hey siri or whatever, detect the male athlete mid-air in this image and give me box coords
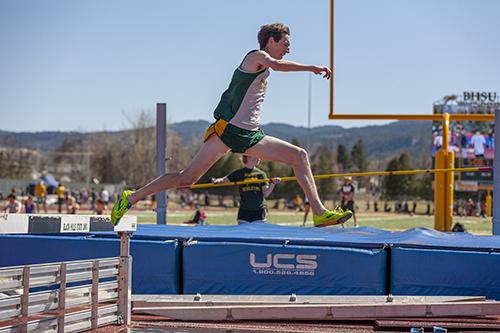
[112,23,353,227]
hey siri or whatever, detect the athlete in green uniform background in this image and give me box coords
[212,155,280,224]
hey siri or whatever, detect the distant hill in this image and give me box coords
[170,120,432,162]
[0,120,433,163]
[0,130,87,151]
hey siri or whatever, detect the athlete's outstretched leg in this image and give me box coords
[111,135,229,225]
[245,136,352,226]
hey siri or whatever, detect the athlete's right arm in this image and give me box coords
[253,51,331,79]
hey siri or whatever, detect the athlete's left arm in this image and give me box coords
[263,178,281,198]
[253,51,331,79]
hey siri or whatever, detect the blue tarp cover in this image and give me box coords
[96,224,500,252]
[183,241,387,295]
[0,235,180,294]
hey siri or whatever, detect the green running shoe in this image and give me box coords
[111,190,134,226]
[313,207,353,227]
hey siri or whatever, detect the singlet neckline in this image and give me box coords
[237,49,268,74]
[237,67,268,74]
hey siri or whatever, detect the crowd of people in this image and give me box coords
[0,178,490,226]
[0,182,117,216]
[453,198,487,218]
[432,124,495,160]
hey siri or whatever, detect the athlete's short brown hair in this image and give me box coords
[258,23,290,50]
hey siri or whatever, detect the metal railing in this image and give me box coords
[0,256,126,333]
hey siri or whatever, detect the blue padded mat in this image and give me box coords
[391,246,500,300]
[183,241,387,295]
[0,235,180,294]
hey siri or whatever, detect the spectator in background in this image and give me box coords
[294,194,303,212]
[403,201,409,214]
[183,203,206,225]
[204,191,210,206]
[384,201,391,213]
[339,177,358,227]
[480,201,487,218]
[460,127,469,160]
[66,196,79,215]
[466,198,474,216]
[470,131,486,158]
[2,194,22,213]
[100,188,110,208]
[433,130,443,152]
[24,196,35,214]
[90,188,97,210]
[56,183,66,214]
[94,198,107,215]
[34,181,48,213]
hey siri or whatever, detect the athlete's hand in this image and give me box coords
[311,66,331,79]
[210,177,224,184]
[270,177,281,185]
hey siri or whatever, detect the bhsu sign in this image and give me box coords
[460,92,499,106]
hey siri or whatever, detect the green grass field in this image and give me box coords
[131,208,494,235]
[1,197,491,235]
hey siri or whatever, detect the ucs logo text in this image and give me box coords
[250,253,318,270]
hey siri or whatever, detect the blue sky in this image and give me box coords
[1,0,499,132]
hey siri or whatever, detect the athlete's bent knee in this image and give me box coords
[292,148,310,167]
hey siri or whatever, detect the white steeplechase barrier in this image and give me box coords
[0,213,137,332]
[0,213,136,235]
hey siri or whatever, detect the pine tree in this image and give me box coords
[382,152,415,199]
[336,144,351,172]
[383,157,401,199]
[415,174,433,201]
[351,139,368,172]
[350,139,369,188]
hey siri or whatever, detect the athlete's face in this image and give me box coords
[243,156,260,168]
[269,34,290,59]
